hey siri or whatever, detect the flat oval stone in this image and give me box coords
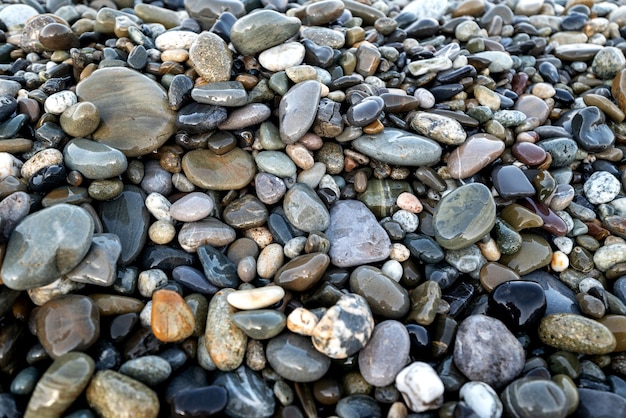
[501,377,568,418]
[274,252,330,292]
[255,151,297,178]
[177,218,236,253]
[230,10,301,57]
[204,289,247,371]
[598,315,626,352]
[575,388,626,418]
[358,320,410,387]
[170,192,213,222]
[100,185,149,266]
[454,315,525,388]
[119,355,172,386]
[25,352,95,418]
[2,204,94,290]
[326,199,392,267]
[259,42,305,72]
[151,289,195,343]
[539,313,616,355]
[492,165,536,199]
[352,128,442,166]
[488,280,546,331]
[76,67,176,157]
[182,148,255,191]
[312,293,374,359]
[283,182,330,232]
[188,32,232,83]
[266,333,330,382]
[231,309,286,340]
[86,370,159,418]
[410,112,467,145]
[279,80,321,144]
[170,386,227,418]
[447,133,505,179]
[347,96,385,127]
[60,101,100,137]
[190,81,246,107]
[499,234,553,276]
[349,266,410,319]
[63,138,128,180]
[227,286,285,310]
[197,245,239,288]
[213,366,274,418]
[433,183,496,250]
[35,294,100,359]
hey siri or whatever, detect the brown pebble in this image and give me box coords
[151,289,195,343]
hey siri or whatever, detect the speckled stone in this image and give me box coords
[539,313,616,355]
[433,183,496,250]
[501,377,568,418]
[283,182,330,232]
[188,32,232,83]
[454,315,525,388]
[86,370,159,418]
[119,356,171,386]
[76,67,176,157]
[204,289,247,371]
[358,320,410,387]
[312,293,374,359]
[230,10,300,56]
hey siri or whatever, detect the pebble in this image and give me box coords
[350,266,410,319]
[279,80,321,144]
[86,370,159,418]
[213,366,275,418]
[501,377,568,418]
[358,320,410,387]
[454,315,525,388]
[204,289,247,371]
[459,381,503,418]
[282,182,330,232]
[151,289,195,343]
[352,128,442,166]
[119,356,171,386]
[63,138,127,180]
[538,313,617,354]
[266,333,330,382]
[395,362,444,413]
[584,171,621,204]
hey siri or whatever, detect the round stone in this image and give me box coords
[358,320,410,387]
[454,315,525,388]
[433,183,496,250]
[169,192,213,222]
[266,333,330,382]
[258,42,305,72]
[119,356,172,386]
[227,286,285,310]
[352,128,442,166]
[583,171,621,205]
[182,148,256,191]
[459,381,503,418]
[63,138,127,180]
[59,102,100,138]
[501,377,568,418]
[188,32,232,83]
[76,67,176,157]
[539,313,617,355]
[86,370,159,418]
[39,23,79,51]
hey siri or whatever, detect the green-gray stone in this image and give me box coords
[230,10,301,56]
[547,351,581,380]
[352,128,442,166]
[433,183,496,250]
[255,151,297,178]
[86,370,159,418]
[494,218,523,255]
[231,309,286,340]
[63,138,128,180]
[357,179,411,218]
[501,376,568,418]
[407,280,441,326]
[1,204,94,290]
[499,234,553,276]
[283,183,330,232]
[349,265,410,319]
[539,314,617,355]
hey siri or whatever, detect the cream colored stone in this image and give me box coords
[287,307,319,336]
[226,285,285,310]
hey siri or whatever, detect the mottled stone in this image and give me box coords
[182,148,256,191]
[119,356,172,386]
[189,32,232,83]
[411,112,466,145]
[283,183,330,232]
[204,289,247,371]
[151,289,195,343]
[539,313,616,355]
[86,370,159,418]
[213,366,275,418]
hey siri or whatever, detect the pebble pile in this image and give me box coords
[4,0,626,417]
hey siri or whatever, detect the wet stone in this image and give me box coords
[488,281,546,331]
[170,386,228,418]
[63,138,127,180]
[283,182,330,232]
[182,148,256,191]
[539,313,616,355]
[454,315,525,388]
[492,165,536,199]
[411,112,467,145]
[352,128,442,167]
[447,133,505,179]
[279,80,321,145]
[86,370,159,418]
[204,289,247,371]
[213,366,275,418]
[358,320,410,387]
[499,234,553,276]
[349,266,410,319]
[501,377,568,418]
[584,171,621,205]
[274,252,329,292]
[266,333,330,382]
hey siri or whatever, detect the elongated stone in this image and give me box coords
[227,286,285,310]
[204,289,247,371]
[86,370,159,418]
[274,253,330,292]
[352,128,442,166]
[279,80,321,144]
[266,333,330,382]
[349,266,410,319]
[283,183,330,232]
[182,148,256,191]
[539,314,616,355]
[358,320,410,387]
[230,10,301,56]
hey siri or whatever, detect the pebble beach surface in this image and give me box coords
[4,0,626,417]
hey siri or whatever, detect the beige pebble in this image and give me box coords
[160,48,189,62]
[237,256,257,282]
[298,133,323,151]
[226,285,285,310]
[21,149,63,180]
[396,192,423,213]
[388,402,408,418]
[389,243,410,262]
[532,82,556,99]
[476,238,501,262]
[244,226,273,249]
[287,307,319,336]
[286,143,315,170]
[551,250,569,272]
[605,236,626,245]
[148,220,176,245]
[257,243,284,279]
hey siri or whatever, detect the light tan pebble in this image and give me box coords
[532,82,556,99]
[286,143,315,170]
[227,285,285,310]
[320,84,329,97]
[274,380,294,406]
[27,277,84,306]
[382,260,403,282]
[285,64,318,83]
[237,256,257,283]
[551,250,569,272]
[327,90,345,102]
[476,239,501,262]
[21,149,63,180]
[298,133,323,151]
[396,192,423,213]
[244,226,273,248]
[245,339,266,371]
[145,192,172,222]
[605,236,626,245]
[138,269,168,298]
[160,48,189,62]
[155,30,198,50]
[387,402,408,418]
[140,301,153,328]
[148,220,176,245]
[257,243,284,279]
[390,243,410,262]
[287,307,319,336]
[0,152,22,180]
[473,85,501,111]
[283,236,307,258]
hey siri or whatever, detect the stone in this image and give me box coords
[204,289,247,371]
[259,42,305,72]
[76,67,176,157]
[213,366,275,418]
[499,234,553,276]
[231,309,286,340]
[575,388,626,418]
[283,183,330,232]
[395,362,444,413]
[459,381,503,418]
[2,204,93,290]
[24,352,94,418]
[60,102,100,137]
[488,281,546,331]
[182,148,256,191]
[447,133,505,179]
[178,218,236,253]
[151,289,195,343]
[188,32,232,83]
[274,252,329,292]
[65,233,122,287]
[170,386,228,418]
[255,151,297,178]
[86,370,159,418]
[119,356,172,386]
[230,10,301,56]
[170,192,213,222]
[35,294,100,359]
[358,320,410,387]
[312,293,374,359]
[584,171,621,205]
[227,286,285,310]
[279,80,321,144]
[266,333,330,382]
[454,315,525,388]
[352,128,442,166]
[539,313,616,355]
[411,112,467,145]
[433,183,496,250]
[326,200,392,267]
[191,81,247,107]
[349,266,410,319]
[63,138,127,180]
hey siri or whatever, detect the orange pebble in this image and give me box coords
[151,289,195,343]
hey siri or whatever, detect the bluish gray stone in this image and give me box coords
[266,333,330,382]
[213,366,275,418]
[63,138,128,180]
[358,320,410,387]
[352,128,442,166]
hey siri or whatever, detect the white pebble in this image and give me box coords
[0,152,22,180]
[459,381,503,418]
[44,90,77,114]
[556,210,574,233]
[21,149,63,180]
[390,243,410,262]
[139,301,153,327]
[382,260,403,282]
[227,285,285,310]
[138,269,168,297]
[287,307,319,336]
[145,192,172,222]
[155,30,198,50]
[583,171,621,204]
[579,277,604,293]
[392,210,419,233]
[148,220,176,245]
[553,236,574,254]
[551,251,569,273]
[283,236,307,259]
[395,362,444,413]
[258,42,305,72]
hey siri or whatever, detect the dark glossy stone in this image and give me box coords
[574,388,626,417]
[303,39,333,68]
[520,198,568,237]
[488,281,546,331]
[176,102,228,134]
[109,313,138,343]
[358,179,412,217]
[502,377,568,418]
[406,324,430,359]
[213,366,275,418]
[403,233,445,264]
[141,245,195,271]
[165,366,209,403]
[171,386,228,417]
[442,281,475,318]
[0,95,17,121]
[197,245,239,288]
[172,265,218,295]
[29,164,66,194]
[168,74,194,111]
[346,96,384,127]
[100,185,149,266]
[492,165,535,199]
[350,265,410,319]
[571,107,615,152]
[335,395,381,418]
[0,319,25,375]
